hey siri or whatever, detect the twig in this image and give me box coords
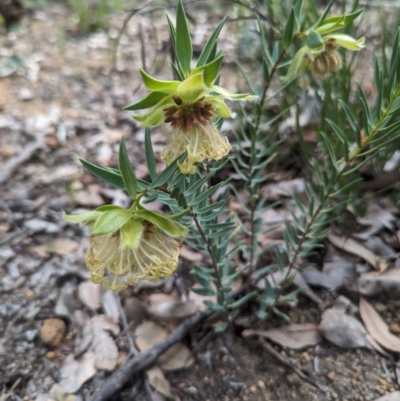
[257,338,327,393]
[88,312,209,401]
[0,135,45,185]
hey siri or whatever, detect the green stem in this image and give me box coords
[246,48,287,293]
[278,84,400,297]
[192,212,226,304]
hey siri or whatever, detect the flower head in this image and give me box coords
[124,59,256,173]
[286,11,365,81]
[64,206,187,291]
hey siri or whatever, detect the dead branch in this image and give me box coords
[88,312,209,401]
[0,135,45,185]
[257,338,328,393]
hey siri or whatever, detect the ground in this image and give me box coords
[1,2,400,401]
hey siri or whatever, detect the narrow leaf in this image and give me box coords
[119,136,137,198]
[80,159,125,189]
[176,0,192,75]
[144,127,156,180]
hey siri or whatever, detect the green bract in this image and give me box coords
[124,65,257,127]
[64,205,188,241]
[285,9,365,81]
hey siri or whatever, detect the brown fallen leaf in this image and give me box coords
[319,305,370,349]
[146,366,173,400]
[74,315,120,371]
[328,234,388,272]
[373,391,400,401]
[359,297,400,353]
[357,269,400,297]
[78,281,101,310]
[57,352,97,394]
[147,293,198,323]
[242,323,321,350]
[134,321,194,371]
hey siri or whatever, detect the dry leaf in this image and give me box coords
[57,352,96,394]
[74,315,120,371]
[123,297,147,324]
[319,297,370,349]
[179,245,203,262]
[147,293,198,322]
[102,289,121,321]
[188,283,217,311]
[78,281,101,310]
[359,297,400,353]
[242,323,321,350]
[357,269,400,297]
[373,392,400,401]
[355,204,396,240]
[146,366,173,399]
[134,321,194,371]
[328,234,388,272]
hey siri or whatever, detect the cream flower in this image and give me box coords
[124,60,256,174]
[87,222,183,291]
[64,206,187,291]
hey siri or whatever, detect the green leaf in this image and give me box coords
[92,208,132,235]
[175,0,192,75]
[190,181,227,206]
[282,8,296,49]
[184,170,215,196]
[338,100,359,132]
[262,58,270,82]
[148,153,187,190]
[120,219,143,249]
[319,131,337,166]
[80,159,125,189]
[192,54,225,86]
[309,0,336,31]
[63,210,102,225]
[197,16,227,67]
[214,321,229,333]
[144,127,156,181]
[123,91,169,111]
[293,0,305,29]
[136,209,188,237]
[140,69,180,92]
[119,136,137,198]
[166,13,176,50]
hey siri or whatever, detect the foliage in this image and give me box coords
[67,0,124,33]
[66,0,400,328]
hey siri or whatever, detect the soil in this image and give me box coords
[1,2,400,401]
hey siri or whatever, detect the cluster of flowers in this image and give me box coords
[65,8,364,291]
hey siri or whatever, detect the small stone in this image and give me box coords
[250,385,257,393]
[331,392,338,399]
[46,351,56,359]
[203,376,209,383]
[221,355,228,362]
[40,318,66,347]
[327,371,336,381]
[257,380,265,388]
[389,323,400,335]
[25,290,35,300]
[24,330,37,342]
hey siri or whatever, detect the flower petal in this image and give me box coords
[140,69,180,93]
[210,85,257,101]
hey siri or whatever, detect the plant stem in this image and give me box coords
[278,84,400,295]
[245,48,287,293]
[192,212,225,303]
